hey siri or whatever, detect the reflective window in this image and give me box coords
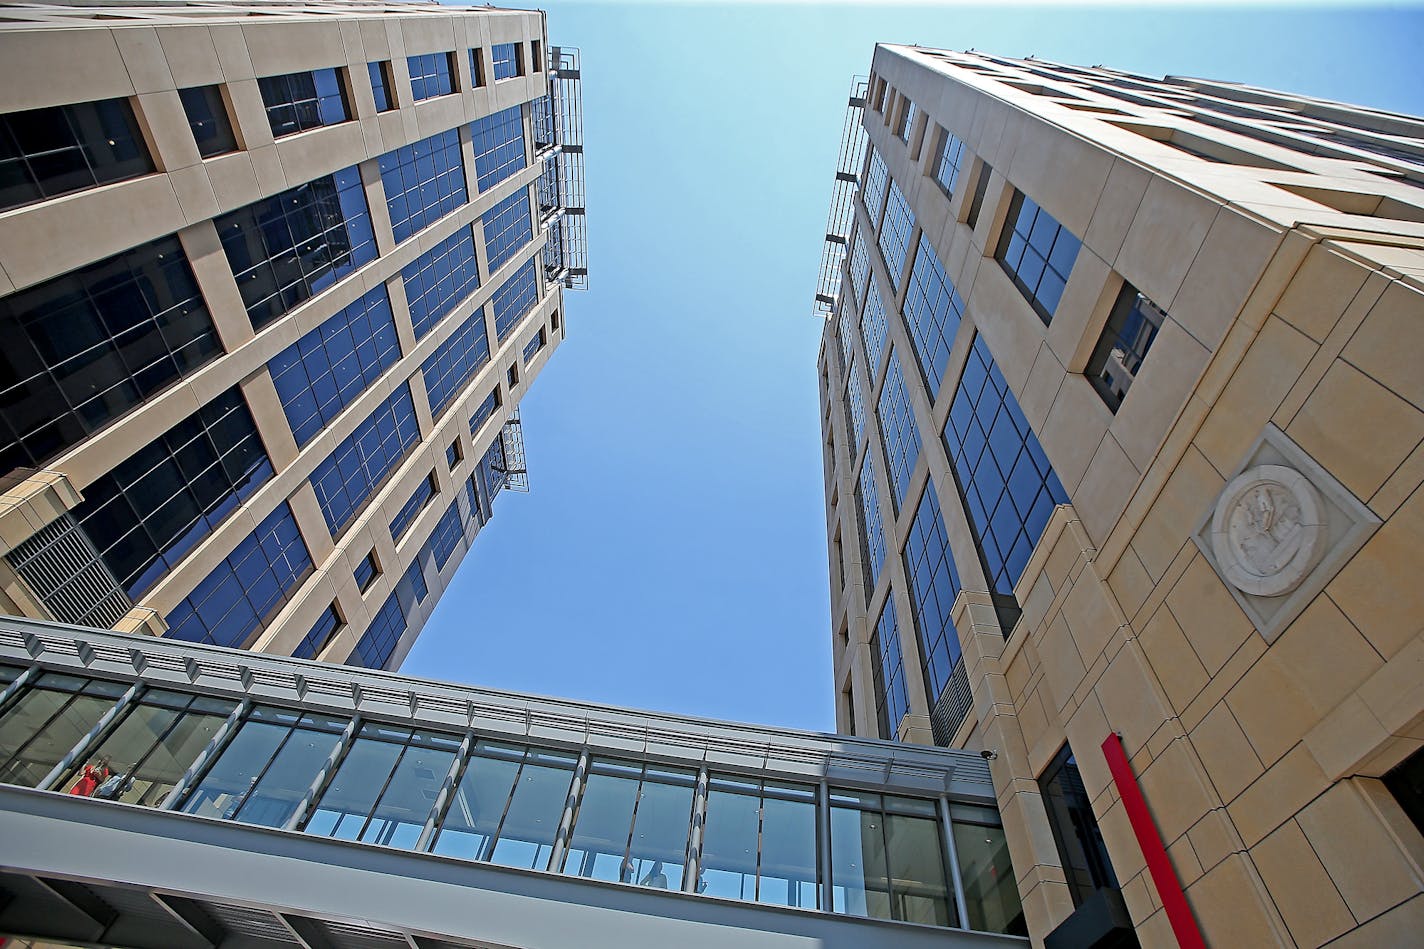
[491,43,521,81]
[491,258,539,341]
[878,180,914,291]
[943,335,1067,616]
[0,673,126,787]
[468,48,486,88]
[354,550,379,591]
[861,147,889,228]
[470,105,526,193]
[0,97,154,211]
[871,598,910,740]
[292,603,342,660]
[1086,283,1166,412]
[901,237,966,397]
[422,307,491,419]
[304,724,461,848]
[407,52,456,101]
[309,385,422,536]
[700,776,819,907]
[431,742,577,870]
[829,790,954,926]
[965,160,992,230]
[902,483,962,703]
[217,166,377,331]
[836,300,856,375]
[179,85,236,158]
[845,357,866,447]
[446,438,462,470]
[469,388,501,434]
[401,226,480,340]
[368,61,395,112]
[165,502,313,649]
[390,472,437,542]
[0,235,221,475]
[426,497,465,570]
[933,129,968,197]
[268,285,401,447]
[475,434,511,508]
[482,189,533,273]
[848,230,870,310]
[523,328,546,364]
[532,95,556,151]
[347,559,425,670]
[995,190,1081,324]
[73,387,273,596]
[563,759,696,891]
[896,99,917,143]
[57,689,237,806]
[951,803,1026,935]
[258,68,350,138]
[877,351,922,515]
[860,279,887,377]
[854,452,885,596]
[180,706,347,827]
[1039,745,1119,908]
[379,128,468,244]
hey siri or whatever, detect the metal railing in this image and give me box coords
[812,76,869,319]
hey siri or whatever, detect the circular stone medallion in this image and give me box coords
[1209,464,1326,597]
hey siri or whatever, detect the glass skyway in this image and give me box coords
[0,619,1027,949]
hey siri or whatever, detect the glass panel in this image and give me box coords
[361,742,456,848]
[759,793,819,908]
[830,805,892,919]
[564,767,639,882]
[699,786,760,900]
[181,719,289,820]
[952,807,1024,934]
[885,813,953,926]
[626,769,694,890]
[0,678,122,788]
[487,757,574,870]
[233,722,343,828]
[304,735,403,840]
[430,745,521,859]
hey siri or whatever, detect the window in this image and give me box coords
[950,804,1026,934]
[469,48,486,88]
[995,190,1081,324]
[180,706,347,827]
[1086,283,1166,412]
[0,235,221,475]
[862,147,889,228]
[292,603,342,660]
[507,363,520,389]
[1039,745,1120,907]
[829,790,954,926]
[309,385,422,536]
[523,328,546,363]
[421,307,491,419]
[425,498,466,570]
[836,301,856,375]
[389,472,438,542]
[535,152,559,211]
[562,759,696,890]
[860,279,888,376]
[490,258,540,341]
[179,85,237,157]
[304,723,461,847]
[1384,744,1424,840]
[476,433,512,504]
[845,362,866,447]
[491,43,521,81]
[871,598,910,740]
[877,350,922,514]
[878,180,914,290]
[401,225,480,340]
[531,39,543,73]
[470,105,527,192]
[348,587,405,670]
[379,128,468,243]
[72,388,273,597]
[354,550,379,591]
[965,160,993,230]
[446,438,463,470]
[482,189,534,273]
[944,335,1068,626]
[258,68,350,138]
[217,166,377,331]
[407,52,456,101]
[0,97,154,211]
[700,775,819,906]
[902,483,963,705]
[933,128,968,197]
[901,238,966,397]
[895,98,917,143]
[854,453,885,597]
[848,230,871,309]
[268,286,401,446]
[0,673,128,787]
[470,388,501,433]
[368,61,395,112]
[164,503,314,650]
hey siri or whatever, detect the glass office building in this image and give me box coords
[815,44,1424,949]
[0,618,1026,948]
[0,1,587,672]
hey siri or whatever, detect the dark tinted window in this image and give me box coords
[902,482,962,705]
[179,85,237,158]
[871,599,910,740]
[1039,745,1120,907]
[292,603,342,661]
[309,385,422,536]
[1086,283,1166,412]
[258,68,350,138]
[367,62,395,113]
[354,550,379,591]
[0,97,154,211]
[389,472,437,542]
[995,190,1081,324]
[901,238,966,398]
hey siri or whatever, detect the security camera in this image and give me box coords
[979,748,998,761]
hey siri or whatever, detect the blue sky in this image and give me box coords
[404,2,1424,732]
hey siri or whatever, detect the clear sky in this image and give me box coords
[404,2,1424,732]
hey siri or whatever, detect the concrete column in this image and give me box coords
[177,220,254,352]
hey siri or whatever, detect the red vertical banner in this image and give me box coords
[1101,732,1208,949]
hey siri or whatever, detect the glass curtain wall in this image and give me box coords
[829,789,954,927]
[699,775,819,907]
[562,759,696,890]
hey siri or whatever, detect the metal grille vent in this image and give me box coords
[929,661,973,747]
[4,512,132,629]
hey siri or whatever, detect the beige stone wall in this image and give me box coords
[820,44,1424,947]
[0,6,569,668]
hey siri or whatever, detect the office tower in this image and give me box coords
[0,617,1025,947]
[816,46,1424,947]
[0,1,586,671]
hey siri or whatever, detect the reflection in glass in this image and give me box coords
[0,674,126,787]
[489,749,578,870]
[830,791,955,926]
[951,804,1026,935]
[700,776,818,907]
[562,760,695,891]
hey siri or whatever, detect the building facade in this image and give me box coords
[0,0,587,672]
[816,47,1424,948]
[0,616,1024,948]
